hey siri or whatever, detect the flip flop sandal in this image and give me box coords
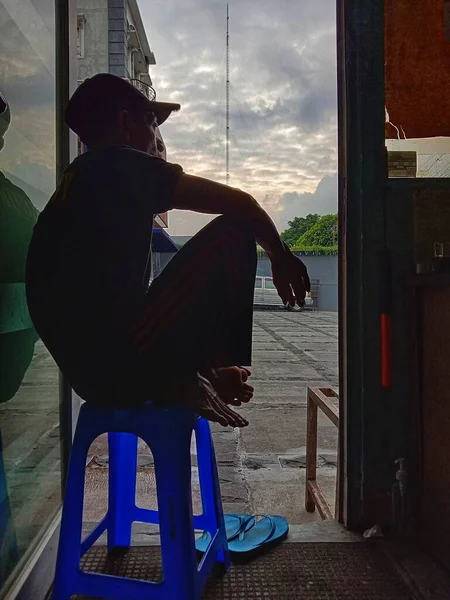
[195,513,253,553]
[227,514,289,562]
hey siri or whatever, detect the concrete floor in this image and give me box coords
[0,340,61,563]
[83,310,339,532]
[0,309,341,557]
[217,310,339,523]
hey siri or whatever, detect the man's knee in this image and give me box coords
[216,216,257,274]
[207,215,255,243]
[185,216,256,275]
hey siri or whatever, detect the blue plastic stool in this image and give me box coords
[52,402,230,600]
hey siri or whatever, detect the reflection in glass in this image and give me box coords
[432,242,450,273]
[385,0,450,177]
[434,242,445,259]
[0,0,60,590]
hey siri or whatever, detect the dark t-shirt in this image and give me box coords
[26,145,183,403]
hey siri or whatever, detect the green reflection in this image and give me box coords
[0,91,39,583]
[0,93,39,405]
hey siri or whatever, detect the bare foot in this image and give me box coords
[185,374,249,428]
[210,367,254,406]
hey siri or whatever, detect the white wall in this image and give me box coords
[77,0,109,81]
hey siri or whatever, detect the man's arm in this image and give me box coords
[172,174,283,258]
[172,173,310,306]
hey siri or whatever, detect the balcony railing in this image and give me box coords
[130,78,156,101]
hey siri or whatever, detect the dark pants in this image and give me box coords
[129,216,257,404]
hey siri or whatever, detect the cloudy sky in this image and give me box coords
[139,0,337,235]
[1,0,56,210]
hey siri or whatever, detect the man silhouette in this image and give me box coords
[26,74,310,427]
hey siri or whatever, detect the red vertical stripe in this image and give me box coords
[381,313,392,389]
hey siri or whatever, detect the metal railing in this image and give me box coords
[309,278,319,310]
[305,386,340,520]
[253,277,320,309]
[130,78,156,101]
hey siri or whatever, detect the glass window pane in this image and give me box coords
[0,0,60,589]
[385,0,450,177]
[254,277,262,289]
[265,278,276,290]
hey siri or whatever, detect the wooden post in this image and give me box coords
[335,444,340,519]
[305,389,318,512]
[305,387,340,521]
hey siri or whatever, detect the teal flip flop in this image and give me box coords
[227,514,289,561]
[195,513,253,553]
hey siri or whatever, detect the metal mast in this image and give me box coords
[226,3,230,185]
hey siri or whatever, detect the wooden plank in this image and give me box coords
[307,480,334,521]
[306,386,340,520]
[335,444,341,519]
[420,286,450,568]
[308,387,339,427]
[305,392,318,512]
[386,542,450,600]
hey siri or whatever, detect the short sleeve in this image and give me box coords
[131,151,184,215]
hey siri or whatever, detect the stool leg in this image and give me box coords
[107,432,138,551]
[152,432,198,599]
[196,418,230,570]
[52,434,91,600]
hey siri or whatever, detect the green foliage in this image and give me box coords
[296,213,338,247]
[280,214,321,248]
[257,245,337,257]
[291,244,338,255]
[178,211,338,257]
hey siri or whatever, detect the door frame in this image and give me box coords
[2,1,78,597]
[337,0,389,530]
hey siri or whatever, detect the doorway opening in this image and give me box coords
[71,0,450,597]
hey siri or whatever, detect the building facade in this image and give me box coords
[76,0,168,228]
[77,0,155,85]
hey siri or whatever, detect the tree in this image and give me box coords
[296,213,338,247]
[280,214,320,248]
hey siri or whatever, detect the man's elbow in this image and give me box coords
[238,193,263,220]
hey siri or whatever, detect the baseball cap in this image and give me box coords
[65,73,180,143]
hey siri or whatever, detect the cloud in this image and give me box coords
[168,172,338,236]
[139,0,337,235]
[0,2,57,210]
[140,0,337,234]
[275,172,338,231]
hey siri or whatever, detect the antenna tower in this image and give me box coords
[226,3,230,185]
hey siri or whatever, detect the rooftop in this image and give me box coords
[82,309,339,536]
[1,310,338,550]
